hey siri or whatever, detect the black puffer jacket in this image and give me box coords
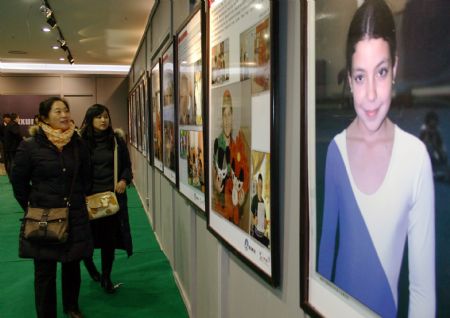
[11,127,93,262]
[4,121,22,154]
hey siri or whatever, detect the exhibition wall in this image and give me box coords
[128,1,304,317]
[0,75,128,130]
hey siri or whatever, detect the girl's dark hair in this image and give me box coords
[346,0,396,74]
[39,97,70,120]
[80,104,114,149]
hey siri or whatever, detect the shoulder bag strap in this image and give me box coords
[114,136,118,189]
[67,141,80,207]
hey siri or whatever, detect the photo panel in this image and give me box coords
[162,43,177,184]
[152,61,164,171]
[128,96,132,144]
[177,8,205,210]
[207,0,278,285]
[131,90,138,148]
[301,1,450,317]
[140,80,147,157]
[137,83,143,152]
[143,75,150,160]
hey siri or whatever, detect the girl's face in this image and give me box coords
[93,110,110,131]
[348,38,397,133]
[222,106,232,138]
[45,100,71,131]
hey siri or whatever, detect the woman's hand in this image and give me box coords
[115,180,127,194]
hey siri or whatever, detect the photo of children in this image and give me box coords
[194,59,203,126]
[188,131,204,193]
[240,17,270,94]
[179,130,188,159]
[179,72,195,126]
[162,46,176,181]
[211,80,252,231]
[164,121,175,171]
[151,63,163,166]
[212,39,230,85]
[250,151,271,248]
[163,74,174,107]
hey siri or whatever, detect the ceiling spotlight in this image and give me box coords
[68,54,74,64]
[40,3,56,28]
[57,39,68,51]
[52,45,59,50]
[39,4,50,14]
[59,57,65,61]
[42,27,51,32]
[46,13,57,29]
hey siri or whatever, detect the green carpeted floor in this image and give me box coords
[0,176,188,317]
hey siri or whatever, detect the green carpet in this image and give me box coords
[0,176,188,317]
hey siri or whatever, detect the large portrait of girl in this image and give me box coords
[303,0,450,316]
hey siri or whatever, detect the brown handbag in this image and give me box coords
[22,207,69,243]
[86,136,120,220]
[21,143,79,244]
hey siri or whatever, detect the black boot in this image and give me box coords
[101,248,117,293]
[101,274,116,294]
[83,258,100,282]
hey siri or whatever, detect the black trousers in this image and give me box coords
[34,259,81,318]
[84,247,115,278]
[4,152,13,178]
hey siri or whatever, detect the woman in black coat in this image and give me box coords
[11,97,92,318]
[80,104,133,293]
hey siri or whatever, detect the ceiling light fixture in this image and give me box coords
[67,54,74,65]
[57,39,68,51]
[39,0,75,65]
[40,3,56,28]
[46,13,57,29]
[52,45,59,50]
[42,27,51,32]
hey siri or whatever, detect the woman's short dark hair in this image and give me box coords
[81,104,114,149]
[346,0,396,74]
[39,97,70,120]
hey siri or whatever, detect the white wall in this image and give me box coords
[129,0,305,317]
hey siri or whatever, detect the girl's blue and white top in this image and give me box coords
[318,125,435,318]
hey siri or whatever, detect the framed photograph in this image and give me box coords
[137,80,143,153]
[207,0,279,285]
[131,89,138,148]
[301,1,450,317]
[143,74,151,161]
[128,95,132,145]
[128,92,133,146]
[176,6,205,211]
[140,77,148,157]
[129,74,148,152]
[162,42,177,184]
[151,60,164,171]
